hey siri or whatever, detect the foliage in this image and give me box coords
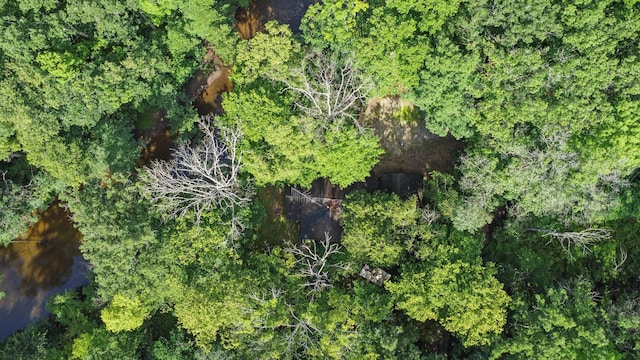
[224,46,381,187]
[608,292,640,354]
[305,0,640,232]
[61,178,165,303]
[0,166,61,245]
[71,329,138,360]
[101,295,150,333]
[341,190,418,267]
[233,21,301,85]
[0,322,49,360]
[490,280,619,359]
[453,132,629,231]
[0,0,241,186]
[342,189,510,347]
[388,230,510,347]
[3,0,640,358]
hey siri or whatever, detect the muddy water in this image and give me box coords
[236,0,317,39]
[0,203,87,340]
[191,54,233,116]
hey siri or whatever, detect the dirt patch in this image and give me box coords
[362,97,465,176]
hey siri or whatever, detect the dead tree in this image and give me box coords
[614,247,628,273]
[282,51,371,133]
[421,206,441,225]
[286,233,350,295]
[284,306,320,355]
[144,117,252,240]
[528,227,612,260]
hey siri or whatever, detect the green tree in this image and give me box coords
[0,322,49,360]
[0,161,63,245]
[490,280,619,359]
[453,132,629,231]
[228,21,382,187]
[388,230,510,347]
[341,190,418,267]
[0,0,242,186]
[101,295,151,333]
[233,21,301,86]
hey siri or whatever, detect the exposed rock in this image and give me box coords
[359,264,391,286]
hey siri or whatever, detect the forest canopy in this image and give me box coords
[1,0,640,359]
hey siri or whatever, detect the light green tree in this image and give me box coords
[341,190,418,267]
[101,295,151,333]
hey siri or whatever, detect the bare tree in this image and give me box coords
[275,305,320,356]
[421,206,441,225]
[286,233,350,296]
[282,51,371,133]
[528,227,612,260]
[144,117,252,239]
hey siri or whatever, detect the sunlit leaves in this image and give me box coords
[101,295,150,333]
[341,190,418,267]
[388,230,510,347]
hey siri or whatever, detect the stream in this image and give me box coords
[0,203,86,340]
[236,0,317,39]
[0,0,316,342]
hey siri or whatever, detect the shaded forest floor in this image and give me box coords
[363,97,465,176]
[255,185,300,251]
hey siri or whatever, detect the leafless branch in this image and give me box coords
[599,170,631,191]
[283,306,320,355]
[421,206,441,225]
[286,233,350,296]
[281,51,371,133]
[144,116,253,240]
[248,286,285,305]
[529,227,612,260]
[614,247,628,273]
[0,170,9,191]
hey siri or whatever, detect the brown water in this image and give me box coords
[0,203,87,340]
[236,0,317,39]
[192,54,233,116]
[134,109,176,166]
